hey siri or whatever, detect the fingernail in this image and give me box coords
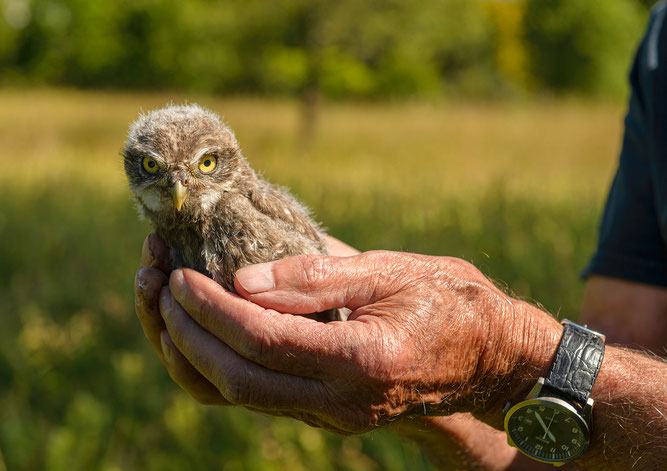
[159,286,171,318]
[136,267,149,292]
[236,262,275,293]
[169,269,186,299]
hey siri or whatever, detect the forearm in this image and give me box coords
[580,345,667,470]
[580,276,667,352]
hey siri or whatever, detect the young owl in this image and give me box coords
[123,104,343,321]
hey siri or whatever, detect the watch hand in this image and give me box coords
[535,412,558,442]
[535,412,549,435]
[545,410,557,442]
[546,428,556,442]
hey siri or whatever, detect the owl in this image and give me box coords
[123,104,343,321]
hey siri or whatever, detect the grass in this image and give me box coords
[0,88,625,470]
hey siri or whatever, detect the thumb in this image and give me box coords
[233,251,411,314]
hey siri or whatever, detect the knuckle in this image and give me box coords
[165,313,195,351]
[440,256,484,279]
[228,308,277,364]
[298,255,334,290]
[319,387,378,434]
[166,322,187,348]
[253,319,272,359]
[248,315,292,369]
[240,324,268,364]
[195,296,217,329]
[348,324,399,382]
[216,367,251,406]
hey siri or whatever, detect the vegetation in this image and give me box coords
[0,89,625,470]
[0,0,656,98]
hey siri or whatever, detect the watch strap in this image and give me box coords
[544,320,605,404]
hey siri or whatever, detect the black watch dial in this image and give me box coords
[505,397,590,464]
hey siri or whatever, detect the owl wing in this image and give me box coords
[203,188,327,291]
[247,181,323,242]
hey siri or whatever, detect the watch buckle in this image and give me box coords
[561,318,606,342]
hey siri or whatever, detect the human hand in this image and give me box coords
[135,233,233,405]
[134,232,360,406]
[156,249,561,433]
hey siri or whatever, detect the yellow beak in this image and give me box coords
[170,181,188,211]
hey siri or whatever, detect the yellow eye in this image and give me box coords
[142,156,159,174]
[199,155,217,173]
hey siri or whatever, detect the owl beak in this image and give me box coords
[170,181,188,211]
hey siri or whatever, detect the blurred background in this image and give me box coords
[0,0,658,470]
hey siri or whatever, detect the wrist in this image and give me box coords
[473,301,562,429]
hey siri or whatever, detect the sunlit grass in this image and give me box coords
[0,88,622,199]
[0,88,624,470]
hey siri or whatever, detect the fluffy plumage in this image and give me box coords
[124,104,341,320]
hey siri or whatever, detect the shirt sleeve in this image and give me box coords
[582,5,667,287]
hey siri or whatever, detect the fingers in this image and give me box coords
[160,330,229,405]
[159,287,327,413]
[168,268,365,378]
[137,233,227,405]
[135,266,169,358]
[134,233,171,360]
[136,232,172,357]
[140,232,171,272]
[233,251,415,314]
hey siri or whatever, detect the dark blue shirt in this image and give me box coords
[583,2,667,287]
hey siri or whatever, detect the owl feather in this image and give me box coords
[123,103,343,321]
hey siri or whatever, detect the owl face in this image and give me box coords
[123,104,240,218]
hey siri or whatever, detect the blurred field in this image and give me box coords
[0,89,624,470]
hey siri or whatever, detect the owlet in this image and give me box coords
[123,104,343,321]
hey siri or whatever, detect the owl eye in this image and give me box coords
[142,156,159,174]
[199,155,217,173]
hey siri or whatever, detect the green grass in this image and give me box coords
[0,89,624,470]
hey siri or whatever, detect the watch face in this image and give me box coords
[504,397,590,464]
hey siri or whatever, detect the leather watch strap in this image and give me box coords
[544,320,606,404]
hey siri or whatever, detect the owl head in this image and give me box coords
[123,104,245,220]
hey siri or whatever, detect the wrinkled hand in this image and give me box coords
[134,233,359,407]
[135,234,560,434]
[135,234,230,405]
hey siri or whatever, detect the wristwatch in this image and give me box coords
[503,319,606,466]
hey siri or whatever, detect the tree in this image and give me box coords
[524,0,646,97]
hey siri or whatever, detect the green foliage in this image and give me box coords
[524,0,646,97]
[0,0,653,98]
[259,46,309,94]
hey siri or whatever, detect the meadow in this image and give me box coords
[0,89,625,470]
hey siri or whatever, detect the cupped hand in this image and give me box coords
[152,246,561,434]
[135,233,231,405]
[134,233,361,407]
